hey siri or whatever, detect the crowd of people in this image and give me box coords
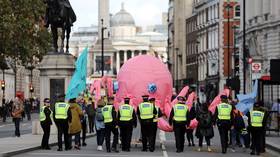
[37,92,271,156]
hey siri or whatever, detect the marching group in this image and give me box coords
[38,93,269,156]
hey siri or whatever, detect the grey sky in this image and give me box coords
[69,0,168,31]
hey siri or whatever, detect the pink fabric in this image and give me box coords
[158,117,173,132]
[116,55,173,111]
[90,80,101,108]
[188,119,198,129]
[186,92,196,110]
[170,86,189,110]
[106,77,113,97]
[208,89,230,114]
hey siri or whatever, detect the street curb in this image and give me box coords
[1,134,96,157]
[266,141,280,153]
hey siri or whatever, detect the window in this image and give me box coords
[95,56,112,73]
[264,14,269,21]
[234,5,240,17]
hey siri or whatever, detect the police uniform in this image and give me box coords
[169,97,189,153]
[40,103,52,150]
[214,95,233,154]
[102,100,119,153]
[118,98,137,152]
[137,95,157,152]
[53,99,72,151]
[150,98,162,152]
[248,105,265,155]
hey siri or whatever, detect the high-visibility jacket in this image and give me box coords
[250,110,264,127]
[139,102,154,119]
[173,104,188,121]
[153,106,159,122]
[217,103,232,120]
[40,106,53,122]
[119,104,133,121]
[102,105,113,123]
[55,102,70,119]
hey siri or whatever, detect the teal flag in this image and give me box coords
[66,48,88,100]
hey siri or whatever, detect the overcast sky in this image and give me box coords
[69,0,168,31]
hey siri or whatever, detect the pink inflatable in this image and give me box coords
[115,55,173,112]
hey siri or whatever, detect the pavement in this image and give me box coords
[266,131,280,153]
[0,126,279,157]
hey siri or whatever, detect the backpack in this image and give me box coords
[198,111,212,128]
[95,108,104,121]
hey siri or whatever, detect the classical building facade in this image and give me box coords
[238,0,280,94]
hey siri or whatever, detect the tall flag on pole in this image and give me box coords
[66,48,88,100]
[236,80,258,114]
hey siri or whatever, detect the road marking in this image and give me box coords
[27,153,162,157]
[159,130,168,157]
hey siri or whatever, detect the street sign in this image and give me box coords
[252,62,261,72]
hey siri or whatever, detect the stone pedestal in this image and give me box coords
[33,53,75,135]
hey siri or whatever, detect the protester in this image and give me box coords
[195,103,214,152]
[69,98,83,150]
[230,104,244,151]
[78,98,88,146]
[95,99,105,151]
[86,97,95,133]
[11,97,24,137]
[40,98,52,150]
[186,103,196,147]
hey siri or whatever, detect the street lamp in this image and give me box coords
[175,48,181,92]
[242,0,246,94]
[101,19,107,77]
[26,63,35,99]
[226,1,232,81]
[0,54,9,104]
[196,41,200,95]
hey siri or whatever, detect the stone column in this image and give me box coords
[132,51,135,58]
[124,51,128,62]
[116,51,120,73]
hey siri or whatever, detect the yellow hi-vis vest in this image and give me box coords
[250,110,264,127]
[119,104,133,121]
[139,102,154,119]
[173,104,188,121]
[217,103,232,120]
[40,106,53,122]
[102,105,113,123]
[153,106,159,122]
[55,102,70,119]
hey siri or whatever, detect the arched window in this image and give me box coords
[235,5,240,18]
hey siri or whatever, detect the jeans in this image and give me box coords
[14,118,21,137]
[69,132,81,146]
[96,128,105,146]
[41,123,51,148]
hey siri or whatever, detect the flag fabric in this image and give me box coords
[66,48,88,100]
[236,80,258,114]
[208,89,230,114]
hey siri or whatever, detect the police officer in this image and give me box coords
[169,96,190,153]
[102,96,119,153]
[118,97,137,152]
[248,102,266,155]
[214,95,234,154]
[150,97,162,152]
[137,95,157,152]
[53,95,72,151]
[40,98,52,150]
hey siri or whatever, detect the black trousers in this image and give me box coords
[174,123,186,151]
[14,118,21,137]
[96,129,105,146]
[88,116,95,133]
[218,121,231,153]
[186,129,194,145]
[81,121,87,143]
[105,123,119,150]
[141,122,154,150]
[41,123,51,148]
[251,127,262,154]
[151,122,158,151]
[199,136,210,147]
[120,123,133,151]
[56,121,70,149]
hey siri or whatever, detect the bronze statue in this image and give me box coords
[44,0,76,53]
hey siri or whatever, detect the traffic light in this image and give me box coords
[29,84,34,93]
[1,81,5,90]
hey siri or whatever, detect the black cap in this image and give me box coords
[124,97,130,101]
[149,98,155,101]
[220,95,228,100]
[177,96,186,101]
[108,96,114,100]
[142,95,149,99]
[58,94,65,99]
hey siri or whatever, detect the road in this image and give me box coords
[13,127,279,157]
[0,113,38,138]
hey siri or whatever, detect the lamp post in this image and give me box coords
[226,1,232,81]
[196,41,200,95]
[101,19,107,77]
[243,0,246,94]
[27,63,35,99]
[175,48,180,92]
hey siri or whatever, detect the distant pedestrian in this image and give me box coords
[186,103,196,147]
[68,98,83,150]
[2,99,7,122]
[11,97,24,137]
[53,95,72,151]
[86,98,95,133]
[40,98,52,150]
[24,99,32,121]
[78,98,88,146]
[95,99,105,151]
[214,95,234,154]
[169,96,190,153]
[196,103,214,152]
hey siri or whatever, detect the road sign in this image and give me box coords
[252,62,261,72]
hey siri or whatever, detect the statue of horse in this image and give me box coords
[44,0,76,53]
